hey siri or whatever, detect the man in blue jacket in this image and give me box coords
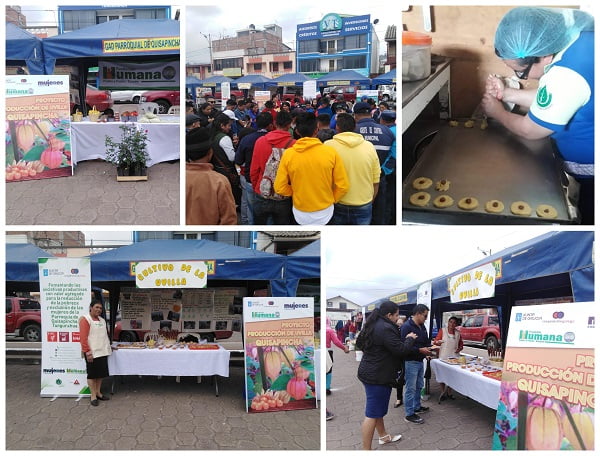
[400,304,433,424]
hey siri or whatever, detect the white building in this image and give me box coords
[326,295,362,328]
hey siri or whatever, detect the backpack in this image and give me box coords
[259,138,294,199]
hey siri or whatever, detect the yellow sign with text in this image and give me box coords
[102,37,180,54]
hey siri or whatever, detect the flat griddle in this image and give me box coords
[402,120,574,224]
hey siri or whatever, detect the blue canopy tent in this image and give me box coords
[6,243,54,292]
[316,69,371,89]
[371,68,396,85]
[41,19,180,114]
[185,75,203,102]
[285,239,321,297]
[6,23,45,75]
[266,72,311,87]
[195,75,236,100]
[233,74,273,91]
[367,231,594,348]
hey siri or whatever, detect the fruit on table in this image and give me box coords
[286,377,308,400]
[562,412,594,450]
[526,406,562,450]
[40,147,63,169]
[264,351,282,380]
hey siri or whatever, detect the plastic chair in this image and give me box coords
[139,102,159,115]
[167,105,180,115]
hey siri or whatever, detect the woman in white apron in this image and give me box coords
[79,300,112,406]
[433,316,463,401]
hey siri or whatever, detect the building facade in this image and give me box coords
[296,13,379,78]
[56,5,171,33]
[326,295,362,328]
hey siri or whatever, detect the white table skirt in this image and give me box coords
[108,346,230,377]
[430,358,500,409]
[70,121,180,166]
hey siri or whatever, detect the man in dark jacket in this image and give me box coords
[400,304,433,424]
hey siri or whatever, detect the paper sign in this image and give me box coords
[449,262,496,302]
[134,261,207,288]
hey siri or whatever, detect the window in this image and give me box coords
[473,315,484,327]
[339,302,347,310]
[63,10,96,31]
[253,63,263,71]
[270,62,279,72]
[21,299,40,310]
[173,233,198,240]
[6,299,12,313]
[489,316,499,326]
[298,40,319,54]
[213,58,243,71]
[345,34,367,49]
[283,61,293,70]
[327,301,333,308]
[342,55,367,69]
[299,59,320,72]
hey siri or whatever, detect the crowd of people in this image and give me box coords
[185,92,397,225]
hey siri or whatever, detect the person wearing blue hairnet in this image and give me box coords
[481,7,594,223]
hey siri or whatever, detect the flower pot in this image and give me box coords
[117,165,130,176]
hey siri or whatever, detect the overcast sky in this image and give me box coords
[186,1,394,63]
[82,231,133,246]
[325,226,561,307]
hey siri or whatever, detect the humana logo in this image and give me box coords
[103,67,162,80]
[518,330,571,344]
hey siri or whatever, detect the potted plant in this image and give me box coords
[105,123,150,180]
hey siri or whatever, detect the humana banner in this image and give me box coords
[98,60,179,90]
[38,257,91,397]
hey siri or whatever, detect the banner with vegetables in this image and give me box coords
[6,75,72,182]
[493,302,595,450]
[243,297,316,413]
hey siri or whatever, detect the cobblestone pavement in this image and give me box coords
[326,350,497,451]
[6,361,320,451]
[6,160,180,225]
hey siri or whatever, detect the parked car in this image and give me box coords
[70,84,113,114]
[6,297,41,342]
[378,85,396,102]
[140,90,180,114]
[322,86,361,102]
[457,314,501,350]
[110,89,145,104]
[199,89,245,101]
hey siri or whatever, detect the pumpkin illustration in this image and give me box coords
[40,148,63,169]
[286,377,308,401]
[526,406,563,450]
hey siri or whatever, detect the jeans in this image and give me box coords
[371,175,387,225]
[404,360,424,416]
[253,195,293,225]
[330,202,373,225]
[240,175,255,225]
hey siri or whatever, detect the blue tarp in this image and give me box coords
[234,74,272,90]
[371,68,396,85]
[6,22,45,74]
[196,75,235,87]
[285,239,321,296]
[316,70,371,88]
[42,19,180,75]
[6,243,54,284]
[266,72,311,87]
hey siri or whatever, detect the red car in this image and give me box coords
[140,90,180,114]
[70,84,113,114]
[457,314,501,350]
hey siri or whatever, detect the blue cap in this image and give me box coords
[353,102,371,114]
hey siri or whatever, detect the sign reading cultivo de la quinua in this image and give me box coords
[493,302,595,451]
[243,297,316,413]
[448,262,496,303]
[38,257,91,397]
[134,261,208,288]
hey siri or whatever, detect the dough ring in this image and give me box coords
[536,204,558,219]
[464,120,475,128]
[485,200,504,213]
[433,195,454,208]
[457,197,478,211]
[510,201,532,216]
[412,177,433,190]
[409,192,431,207]
[449,120,459,127]
[435,179,450,191]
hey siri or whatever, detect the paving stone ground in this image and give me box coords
[325,349,497,451]
[6,360,320,451]
[6,160,180,225]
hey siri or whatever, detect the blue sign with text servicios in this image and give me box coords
[296,14,371,40]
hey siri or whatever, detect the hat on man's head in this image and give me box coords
[186,113,201,126]
[186,126,212,161]
[222,110,237,121]
[353,102,372,114]
[360,95,370,101]
[381,110,396,122]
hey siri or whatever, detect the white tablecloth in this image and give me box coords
[108,346,230,377]
[70,121,180,166]
[430,358,501,409]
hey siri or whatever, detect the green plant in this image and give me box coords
[104,123,150,168]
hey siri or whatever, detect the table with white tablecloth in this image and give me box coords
[70,119,180,166]
[108,345,230,396]
[430,358,501,409]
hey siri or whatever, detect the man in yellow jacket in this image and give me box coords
[274,112,349,225]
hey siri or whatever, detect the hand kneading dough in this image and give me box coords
[410,192,431,207]
[510,201,532,216]
[457,197,478,211]
[412,177,433,190]
[433,195,454,208]
[484,200,504,213]
[536,204,558,219]
[435,179,450,191]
